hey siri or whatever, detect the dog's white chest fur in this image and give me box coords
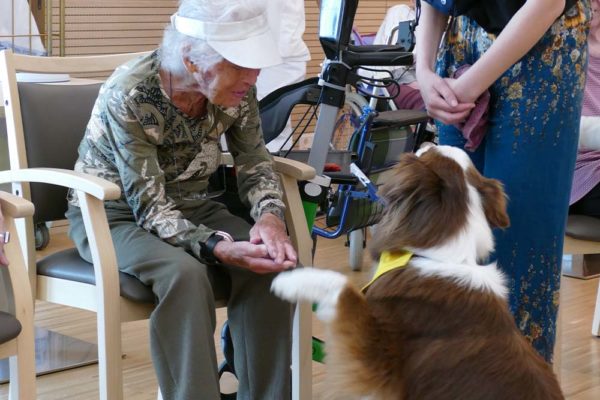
[409,258,508,298]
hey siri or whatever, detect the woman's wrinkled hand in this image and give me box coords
[417,69,475,125]
[249,212,297,266]
[213,240,296,274]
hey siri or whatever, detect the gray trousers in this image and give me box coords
[66,200,292,400]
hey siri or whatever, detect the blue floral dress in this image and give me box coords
[435,1,591,362]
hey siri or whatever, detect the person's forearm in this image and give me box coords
[458,0,566,99]
[415,2,449,76]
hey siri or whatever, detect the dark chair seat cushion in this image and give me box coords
[373,109,430,127]
[0,311,22,344]
[37,248,231,304]
[566,215,600,242]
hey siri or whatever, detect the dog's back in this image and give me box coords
[325,266,563,400]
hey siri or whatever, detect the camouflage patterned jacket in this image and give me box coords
[69,51,285,259]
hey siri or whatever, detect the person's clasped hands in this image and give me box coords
[419,65,491,151]
[417,68,476,125]
[213,212,297,274]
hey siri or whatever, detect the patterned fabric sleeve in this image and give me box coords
[105,90,215,258]
[225,87,286,221]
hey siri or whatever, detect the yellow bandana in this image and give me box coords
[362,250,413,292]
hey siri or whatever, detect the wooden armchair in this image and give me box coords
[0,49,314,399]
[0,191,36,399]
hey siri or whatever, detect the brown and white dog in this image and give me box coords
[272,145,563,400]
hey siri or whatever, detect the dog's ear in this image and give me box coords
[371,152,469,254]
[467,168,510,229]
[379,152,468,206]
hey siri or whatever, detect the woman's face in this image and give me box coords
[195,59,261,108]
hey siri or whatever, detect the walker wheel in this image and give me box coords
[348,229,364,271]
[35,223,50,250]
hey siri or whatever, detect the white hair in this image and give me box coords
[160,0,266,78]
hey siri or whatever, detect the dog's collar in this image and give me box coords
[362,250,413,292]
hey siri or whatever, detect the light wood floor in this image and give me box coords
[1,230,599,399]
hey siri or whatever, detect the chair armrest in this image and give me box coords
[0,192,36,324]
[273,157,316,181]
[0,168,121,201]
[219,153,316,180]
[0,191,35,218]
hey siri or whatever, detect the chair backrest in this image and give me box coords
[19,82,102,222]
[0,50,150,223]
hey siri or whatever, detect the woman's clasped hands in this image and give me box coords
[417,68,477,125]
[213,212,297,274]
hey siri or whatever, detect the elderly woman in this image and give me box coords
[65,0,296,398]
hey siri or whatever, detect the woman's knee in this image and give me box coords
[157,256,213,294]
[229,269,280,299]
[150,257,219,335]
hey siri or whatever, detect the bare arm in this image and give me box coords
[415,2,449,76]
[415,2,475,124]
[452,0,566,102]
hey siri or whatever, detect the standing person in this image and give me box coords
[415,0,590,362]
[255,0,311,152]
[570,0,600,216]
[66,0,297,399]
[373,1,416,46]
[570,115,600,218]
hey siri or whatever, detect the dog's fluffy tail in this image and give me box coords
[272,268,386,397]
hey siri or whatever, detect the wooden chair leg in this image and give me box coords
[96,313,123,400]
[8,334,36,400]
[79,193,124,400]
[593,279,600,336]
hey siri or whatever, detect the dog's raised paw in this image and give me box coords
[271,268,347,301]
[272,268,348,322]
